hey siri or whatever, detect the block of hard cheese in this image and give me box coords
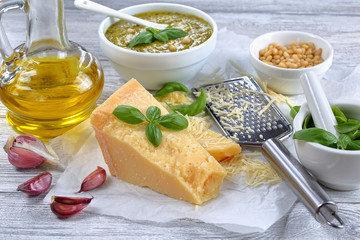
[191,130,241,162]
[159,91,241,162]
[90,79,226,205]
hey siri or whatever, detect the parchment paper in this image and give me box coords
[44,28,360,233]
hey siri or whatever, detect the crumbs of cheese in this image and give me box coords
[185,115,212,136]
[158,91,193,106]
[221,152,282,186]
[198,85,263,142]
[257,97,277,116]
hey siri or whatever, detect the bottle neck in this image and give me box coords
[25,0,71,54]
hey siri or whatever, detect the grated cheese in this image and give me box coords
[257,97,277,116]
[203,84,267,138]
[158,91,193,106]
[185,115,212,136]
[222,152,282,187]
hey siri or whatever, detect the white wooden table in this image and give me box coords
[1,0,360,239]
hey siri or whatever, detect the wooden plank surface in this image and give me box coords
[1,0,360,239]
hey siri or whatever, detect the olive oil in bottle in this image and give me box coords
[0,0,104,139]
[0,55,104,139]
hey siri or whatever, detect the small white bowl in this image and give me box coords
[249,31,334,95]
[294,99,360,190]
[98,3,217,90]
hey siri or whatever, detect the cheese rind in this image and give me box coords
[91,79,226,204]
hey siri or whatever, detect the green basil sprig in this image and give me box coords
[158,113,189,130]
[293,105,360,150]
[347,140,360,150]
[112,105,188,147]
[349,130,360,140]
[286,100,300,119]
[145,122,162,148]
[128,27,188,48]
[332,106,347,124]
[153,82,206,116]
[112,105,146,124]
[154,82,190,98]
[337,134,352,150]
[334,119,360,133]
[293,128,338,147]
[302,114,314,129]
[170,88,207,116]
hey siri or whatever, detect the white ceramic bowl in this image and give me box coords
[294,99,360,190]
[249,31,334,95]
[98,3,217,90]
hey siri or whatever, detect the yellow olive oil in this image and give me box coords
[0,55,104,139]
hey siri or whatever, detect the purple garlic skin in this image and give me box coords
[8,147,47,168]
[4,135,58,168]
[17,171,52,195]
[79,166,107,192]
[50,196,93,218]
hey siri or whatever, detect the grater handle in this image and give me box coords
[262,138,344,228]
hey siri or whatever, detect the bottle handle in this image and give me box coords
[0,0,25,62]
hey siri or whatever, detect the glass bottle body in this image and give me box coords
[0,0,104,139]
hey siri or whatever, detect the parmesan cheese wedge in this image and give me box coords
[161,92,241,162]
[191,129,241,162]
[90,79,226,205]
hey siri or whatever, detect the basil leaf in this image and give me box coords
[146,106,161,122]
[158,113,188,131]
[290,106,301,119]
[293,128,338,147]
[112,105,146,124]
[128,31,154,48]
[332,106,347,124]
[145,122,162,147]
[171,88,206,116]
[348,130,360,140]
[302,114,314,129]
[286,100,300,119]
[347,140,360,150]
[160,28,188,40]
[335,119,360,133]
[338,134,352,150]
[146,27,160,35]
[335,116,348,124]
[127,28,188,48]
[154,82,190,98]
[154,31,169,43]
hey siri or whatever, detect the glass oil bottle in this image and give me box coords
[0,0,104,139]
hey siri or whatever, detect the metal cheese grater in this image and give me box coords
[192,76,292,145]
[192,76,344,228]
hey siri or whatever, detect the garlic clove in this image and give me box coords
[8,147,47,168]
[13,135,59,164]
[50,196,93,218]
[79,166,106,192]
[14,135,48,152]
[4,135,59,168]
[17,171,52,195]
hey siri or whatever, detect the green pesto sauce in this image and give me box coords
[105,11,213,53]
